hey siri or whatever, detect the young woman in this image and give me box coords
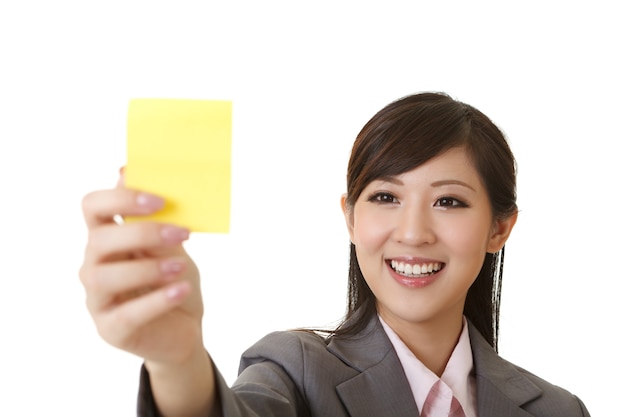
[80,92,590,416]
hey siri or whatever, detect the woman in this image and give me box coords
[80,92,590,416]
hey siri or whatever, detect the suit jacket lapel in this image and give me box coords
[468,322,542,417]
[328,315,419,417]
[327,315,546,417]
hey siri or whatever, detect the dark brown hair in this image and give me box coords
[337,92,517,351]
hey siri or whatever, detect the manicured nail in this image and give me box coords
[161,225,190,243]
[165,282,189,300]
[136,193,165,210]
[161,258,186,276]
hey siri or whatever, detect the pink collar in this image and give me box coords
[379,316,477,417]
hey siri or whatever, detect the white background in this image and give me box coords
[1,1,623,416]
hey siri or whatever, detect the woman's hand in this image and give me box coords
[79,184,205,367]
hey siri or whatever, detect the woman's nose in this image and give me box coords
[392,205,436,246]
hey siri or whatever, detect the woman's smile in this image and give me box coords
[387,258,446,288]
[389,259,444,277]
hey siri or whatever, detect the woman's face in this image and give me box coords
[342,146,516,330]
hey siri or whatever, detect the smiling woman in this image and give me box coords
[79,92,590,417]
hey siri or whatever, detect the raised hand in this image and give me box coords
[79,185,205,366]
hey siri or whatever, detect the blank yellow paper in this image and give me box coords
[126,99,232,233]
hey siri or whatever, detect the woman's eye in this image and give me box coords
[368,192,398,204]
[435,197,467,208]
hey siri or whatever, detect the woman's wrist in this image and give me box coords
[145,342,216,417]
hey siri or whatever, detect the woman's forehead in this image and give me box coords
[366,147,479,185]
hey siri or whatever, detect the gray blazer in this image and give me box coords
[139,315,590,416]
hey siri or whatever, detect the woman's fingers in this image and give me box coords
[117,167,125,188]
[82,188,164,229]
[95,280,193,351]
[81,256,188,312]
[84,221,190,264]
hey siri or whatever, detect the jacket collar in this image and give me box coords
[468,323,541,416]
[326,313,542,417]
[327,313,419,416]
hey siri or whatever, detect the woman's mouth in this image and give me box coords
[389,259,443,277]
[387,259,445,288]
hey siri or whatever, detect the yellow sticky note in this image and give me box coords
[126,99,232,233]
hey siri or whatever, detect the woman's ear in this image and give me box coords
[341,194,355,243]
[487,211,518,253]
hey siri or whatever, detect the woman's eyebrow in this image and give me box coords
[430,179,476,192]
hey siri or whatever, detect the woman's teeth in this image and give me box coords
[390,260,442,277]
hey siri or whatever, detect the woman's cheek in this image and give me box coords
[353,210,393,248]
[443,218,493,258]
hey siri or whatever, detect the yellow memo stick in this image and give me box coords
[126,99,232,233]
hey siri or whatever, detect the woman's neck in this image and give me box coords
[379,309,464,377]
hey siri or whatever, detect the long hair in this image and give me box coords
[335,92,517,351]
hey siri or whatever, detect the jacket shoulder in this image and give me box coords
[239,330,356,382]
[228,330,358,416]
[468,323,590,416]
[510,362,591,416]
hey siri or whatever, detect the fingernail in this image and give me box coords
[161,258,186,276]
[136,193,164,210]
[165,282,189,300]
[161,225,190,243]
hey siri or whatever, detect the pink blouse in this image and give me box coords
[379,316,477,417]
